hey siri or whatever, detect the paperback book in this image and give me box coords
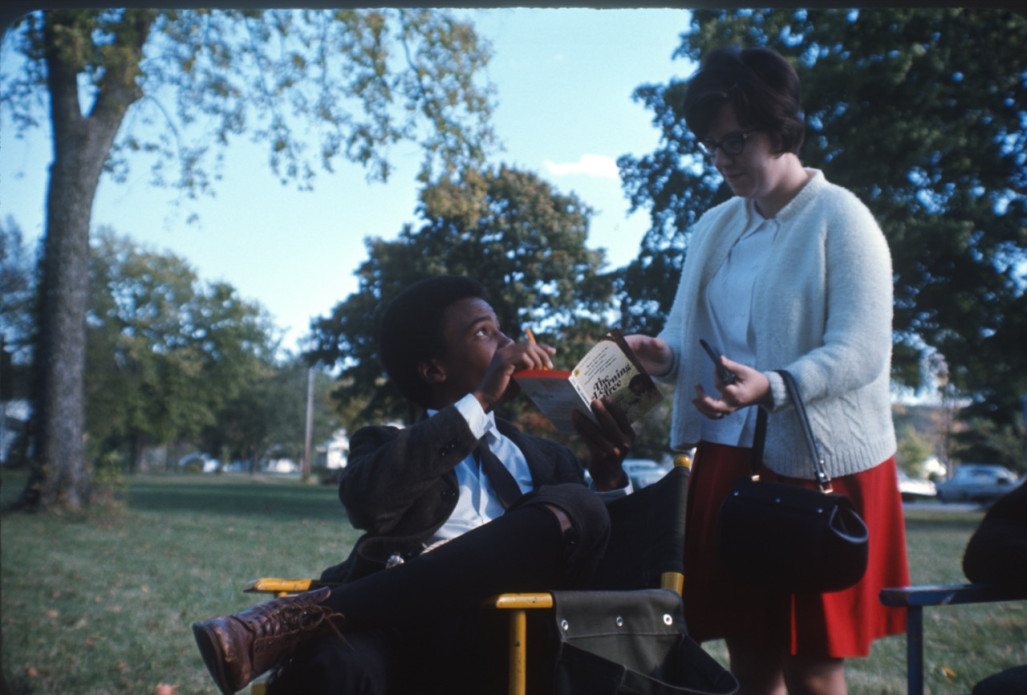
[514,329,663,435]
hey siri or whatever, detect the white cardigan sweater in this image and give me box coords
[656,170,896,479]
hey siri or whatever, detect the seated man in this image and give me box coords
[192,275,636,694]
[962,481,1027,589]
[962,482,1027,695]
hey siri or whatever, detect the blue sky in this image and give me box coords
[1,8,695,352]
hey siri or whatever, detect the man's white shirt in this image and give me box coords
[428,394,630,545]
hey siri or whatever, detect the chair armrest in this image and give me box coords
[879,582,1027,695]
[661,571,684,595]
[246,578,324,595]
[487,592,554,610]
[486,569,684,611]
[484,592,554,695]
[880,583,1027,608]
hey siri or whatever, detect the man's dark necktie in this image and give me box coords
[475,436,523,509]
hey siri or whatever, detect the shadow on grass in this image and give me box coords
[903,508,983,534]
[126,474,345,522]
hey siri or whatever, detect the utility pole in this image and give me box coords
[303,367,314,482]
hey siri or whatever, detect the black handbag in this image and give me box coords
[716,370,869,595]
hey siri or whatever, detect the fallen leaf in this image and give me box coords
[942,666,957,682]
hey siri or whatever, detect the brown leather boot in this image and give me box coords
[192,586,344,693]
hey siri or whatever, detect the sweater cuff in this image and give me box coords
[764,371,788,413]
[652,342,680,385]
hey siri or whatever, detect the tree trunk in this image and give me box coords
[20,10,152,511]
[129,434,145,474]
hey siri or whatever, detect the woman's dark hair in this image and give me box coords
[682,46,804,155]
[379,275,486,408]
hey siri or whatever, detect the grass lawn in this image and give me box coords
[2,470,1025,694]
[1,471,358,695]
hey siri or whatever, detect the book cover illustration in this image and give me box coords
[514,330,663,435]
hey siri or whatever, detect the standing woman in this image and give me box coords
[626,47,909,695]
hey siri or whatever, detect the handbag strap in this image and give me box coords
[750,370,833,492]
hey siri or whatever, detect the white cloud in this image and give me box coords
[543,154,619,180]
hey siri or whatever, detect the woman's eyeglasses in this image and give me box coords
[697,130,756,158]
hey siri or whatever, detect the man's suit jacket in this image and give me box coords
[320,403,585,583]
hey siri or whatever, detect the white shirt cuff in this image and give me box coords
[591,478,634,500]
[454,393,490,439]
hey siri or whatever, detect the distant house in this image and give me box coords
[0,399,30,465]
[312,429,349,484]
[316,429,349,472]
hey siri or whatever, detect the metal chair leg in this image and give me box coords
[907,605,924,695]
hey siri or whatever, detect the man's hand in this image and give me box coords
[473,340,555,413]
[572,396,634,491]
[624,334,674,377]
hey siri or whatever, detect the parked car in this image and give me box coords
[936,464,1023,503]
[178,452,219,473]
[621,459,669,489]
[897,470,937,501]
[265,458,299,474]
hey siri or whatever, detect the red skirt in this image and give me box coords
[682,441,910,658]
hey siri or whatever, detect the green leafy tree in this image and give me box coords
[84,230,277,472]
[306,165,613,430]
[895,423,934,477]
[1,221,37,386]
[210,360,341,475]
[953,414,1026,473]
[1,222,37,468]
[2,8,495,510]
[617,8,1026,426]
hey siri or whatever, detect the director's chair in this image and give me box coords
[485,460,692,695]
[879,583,1027,695]
[245,458,735,695]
